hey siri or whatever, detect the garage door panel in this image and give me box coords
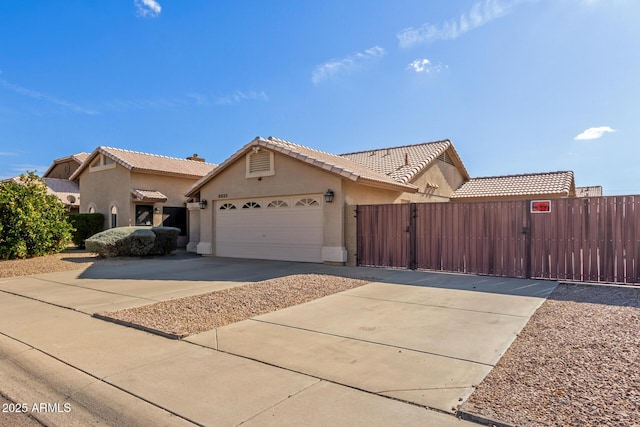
[215,196,324,263]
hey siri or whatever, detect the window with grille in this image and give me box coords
[295,198,319,207]
[267,200,288,208]
[242,202,261,209]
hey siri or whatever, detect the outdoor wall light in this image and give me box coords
[154,207,160,214]
[199,199,208,209]
[324,189,335,203]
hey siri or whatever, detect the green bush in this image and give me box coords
[86,227,155,258]
[0,172,73,260]
[85,226,179,258]
[150,226,180,255]
[66,213,104,248]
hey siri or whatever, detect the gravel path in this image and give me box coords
[97,274,369,337]
[462,283,640,427]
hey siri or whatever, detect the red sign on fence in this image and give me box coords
[530,200,551,213]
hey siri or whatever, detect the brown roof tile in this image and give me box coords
[70,147,217,180]
[43,177,80,206]
[451,171,575,200]
[340,140,470,183]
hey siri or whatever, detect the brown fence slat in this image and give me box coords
[357,196,640,285]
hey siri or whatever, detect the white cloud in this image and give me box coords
[397,0,526,48]
[214,90,269,106]
[312,46,386,85]
[0,78,97,115]
[0,151,17,156]
[135,0,162,18]
[407,58,447,73]
[574,126,616,140]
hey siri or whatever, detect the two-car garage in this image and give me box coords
[215,194,324,263]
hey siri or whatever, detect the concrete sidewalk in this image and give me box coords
[0,256,557,425]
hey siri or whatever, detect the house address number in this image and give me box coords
[218,194,228,199]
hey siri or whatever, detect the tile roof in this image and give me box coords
[340,140,470,183]
[186,136,471,197]
[186,136,423,196]
[451,171,575,200]
[70,146,217,181]
[43,177,80,206]
[131,189,168,202]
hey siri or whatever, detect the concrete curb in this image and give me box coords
[457,408,517,427]
[92,313,188,340]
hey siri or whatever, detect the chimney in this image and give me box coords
[187,153,205,162]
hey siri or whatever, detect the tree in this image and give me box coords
[0,172,73,259]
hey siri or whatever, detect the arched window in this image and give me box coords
[295,198,319,207]
[242,202,261,209]
[88,206,95,214]
[110,205,118,228]
[219,203,237,210]
[267,200,288,208]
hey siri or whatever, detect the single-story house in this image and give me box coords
[450,171,576,202]
[185,136,470,265]
[70,146,216,244]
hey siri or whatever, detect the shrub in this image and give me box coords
[0,172,73,260]
[85,226,179,258]
[150,226,180,255]
[86,227,155,258]
[66,213,104,248]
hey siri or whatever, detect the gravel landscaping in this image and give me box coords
[96,274,370,337]
[462,282,640,427]
[0,249,139,279]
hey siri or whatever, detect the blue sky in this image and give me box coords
[1,0,638,194]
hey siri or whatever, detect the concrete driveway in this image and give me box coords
[0,254,557,425]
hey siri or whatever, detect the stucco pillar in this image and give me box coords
[186,202,201,253]
[196,202,213,255]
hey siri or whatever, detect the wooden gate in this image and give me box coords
[356,196,640,284]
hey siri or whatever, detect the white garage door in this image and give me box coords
[215,195,323,262]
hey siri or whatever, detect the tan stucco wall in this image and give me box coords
[196,150,344,259]
[79,164,131,229]
[80,165,199,229]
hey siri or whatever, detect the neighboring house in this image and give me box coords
[184,136,470,265]
[450,171,576,202]
[3,175,81,214]
[43,152,89,180]
[40,152,89,214]
[576,186,603,197]
[43,177,81,214]
[70,147,216,245]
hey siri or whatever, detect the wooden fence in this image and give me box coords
[356,196,640,284]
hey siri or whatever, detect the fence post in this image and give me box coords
[354,205,360,266]
[409,203,417,270]
[524,200,532,279]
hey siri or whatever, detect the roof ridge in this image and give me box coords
[339,139,451,156]
[264,136,337,157]
[99,146,217,165]
[470,171,573,180]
